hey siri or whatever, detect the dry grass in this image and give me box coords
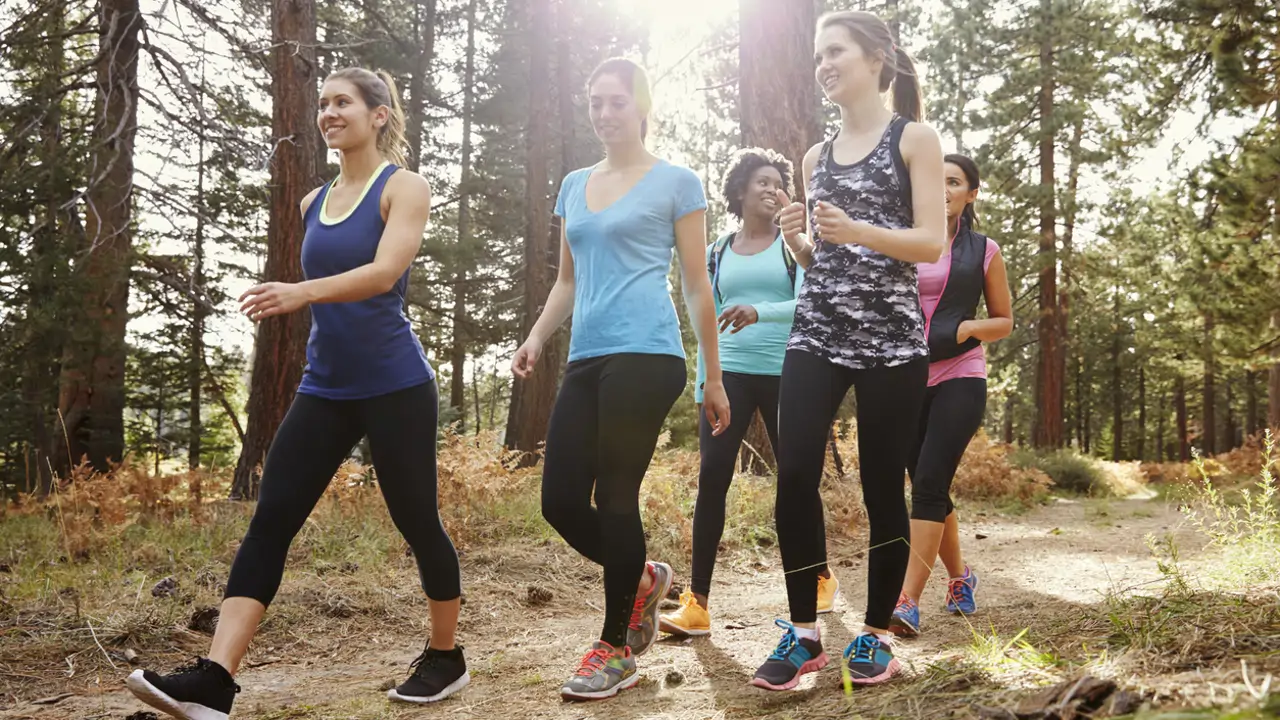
[952,431,1055,503]
[3,432,1278,719]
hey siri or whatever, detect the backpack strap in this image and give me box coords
[708,232,734,306]
[779,230,797,293]
[888,114,913,214]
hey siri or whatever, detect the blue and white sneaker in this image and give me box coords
[842,633,901,685]
[888,593,920,638]
[750,620,829,691]
[945,567,979,615]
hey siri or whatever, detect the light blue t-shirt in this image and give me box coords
[555,160,708,362]
[695,231,803,402]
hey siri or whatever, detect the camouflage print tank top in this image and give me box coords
[787,114,928,369]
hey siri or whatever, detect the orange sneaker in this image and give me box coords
[817,572,840,614]
[659,590,711,636]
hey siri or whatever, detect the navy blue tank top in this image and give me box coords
[297,162,433,399]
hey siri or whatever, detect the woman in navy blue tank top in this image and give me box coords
[127,69,469,720]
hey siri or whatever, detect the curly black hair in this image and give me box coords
[721,147,795,220]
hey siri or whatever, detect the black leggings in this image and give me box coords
[907,378,987,522]
[691,372,780,597]
[225,381,460,605]
[774,350,928,627]
[540,353,686,649]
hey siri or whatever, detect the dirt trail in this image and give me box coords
[8,497,1195,720]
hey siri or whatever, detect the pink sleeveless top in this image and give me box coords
[917,238,1001,387]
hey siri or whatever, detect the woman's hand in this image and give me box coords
[701,379,731,437]
[718,305,759,334]
[510,339,543,379]
[812,201,872,246]
[239,282,311,321]
[957,320,975,343]
[775,189,806,244]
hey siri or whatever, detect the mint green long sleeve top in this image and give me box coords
[695,231,804,402]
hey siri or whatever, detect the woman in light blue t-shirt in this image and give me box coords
[509,57,731,702]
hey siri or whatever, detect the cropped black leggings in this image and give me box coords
[774,350,928,627]
[691,372,780,597]
[225,381,460,606]
[540,353,686,649]
[907,378,987,522]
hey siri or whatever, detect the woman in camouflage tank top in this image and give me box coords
[750,11,947,692]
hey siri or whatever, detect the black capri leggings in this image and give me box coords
[907,377,987,522]
[774,350,928,628]
[540,353,686,649]
[691,372,780,597]
[225,381,460,605]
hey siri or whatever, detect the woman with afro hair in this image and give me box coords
[658,147,838,637]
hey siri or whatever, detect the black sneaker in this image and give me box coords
[126,657,239,720]
[387,644,470,704]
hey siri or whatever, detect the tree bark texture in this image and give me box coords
[231,0,322,499]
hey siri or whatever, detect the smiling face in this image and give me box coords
[316,78,387,153]
[813,23,883,106]
[588,72,645,146]
[945,162,979,222]
[741,165,785,222]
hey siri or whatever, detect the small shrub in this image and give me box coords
[1180,431,1280,586]
[1011,449,1106,495]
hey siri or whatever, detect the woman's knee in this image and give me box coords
[909,490,951,523]
[540,491,579,531]
[243,496,306,546]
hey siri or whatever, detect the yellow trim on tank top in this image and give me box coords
[319,159,391,226]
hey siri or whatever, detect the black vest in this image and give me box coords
[924,224,988,362]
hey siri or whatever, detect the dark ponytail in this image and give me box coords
[818,11,925,122]
[945,152,980,227]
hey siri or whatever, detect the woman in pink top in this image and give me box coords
[889,154,1012,638]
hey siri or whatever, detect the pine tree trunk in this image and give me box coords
[230,0,322,499]
[1156,391,1166,462]
[1074,356,1084,450]
[188,91,208,469]
[1111,287,1122,461]
[1059,113,1083,450]
[1032,0,1063,449]
[1271,318,1280,434]
[405,0,437,173]
[56,0,142,476]
[1224,376,1237,450]
[25,6,66,492]
[1175,374,1189,461]
[1083,388,1091,455]
[1202,312,1216,456]
[1137,365,1146,461]
[503,0,559,464]
[487,362,500,431]
[1246,368,1258,439]
[472,358,483,435]
[448,0,478,427]
[739,0,820,201]
[738,0,820,473]
[154,378,164,477]
[1271,100,1280,435]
